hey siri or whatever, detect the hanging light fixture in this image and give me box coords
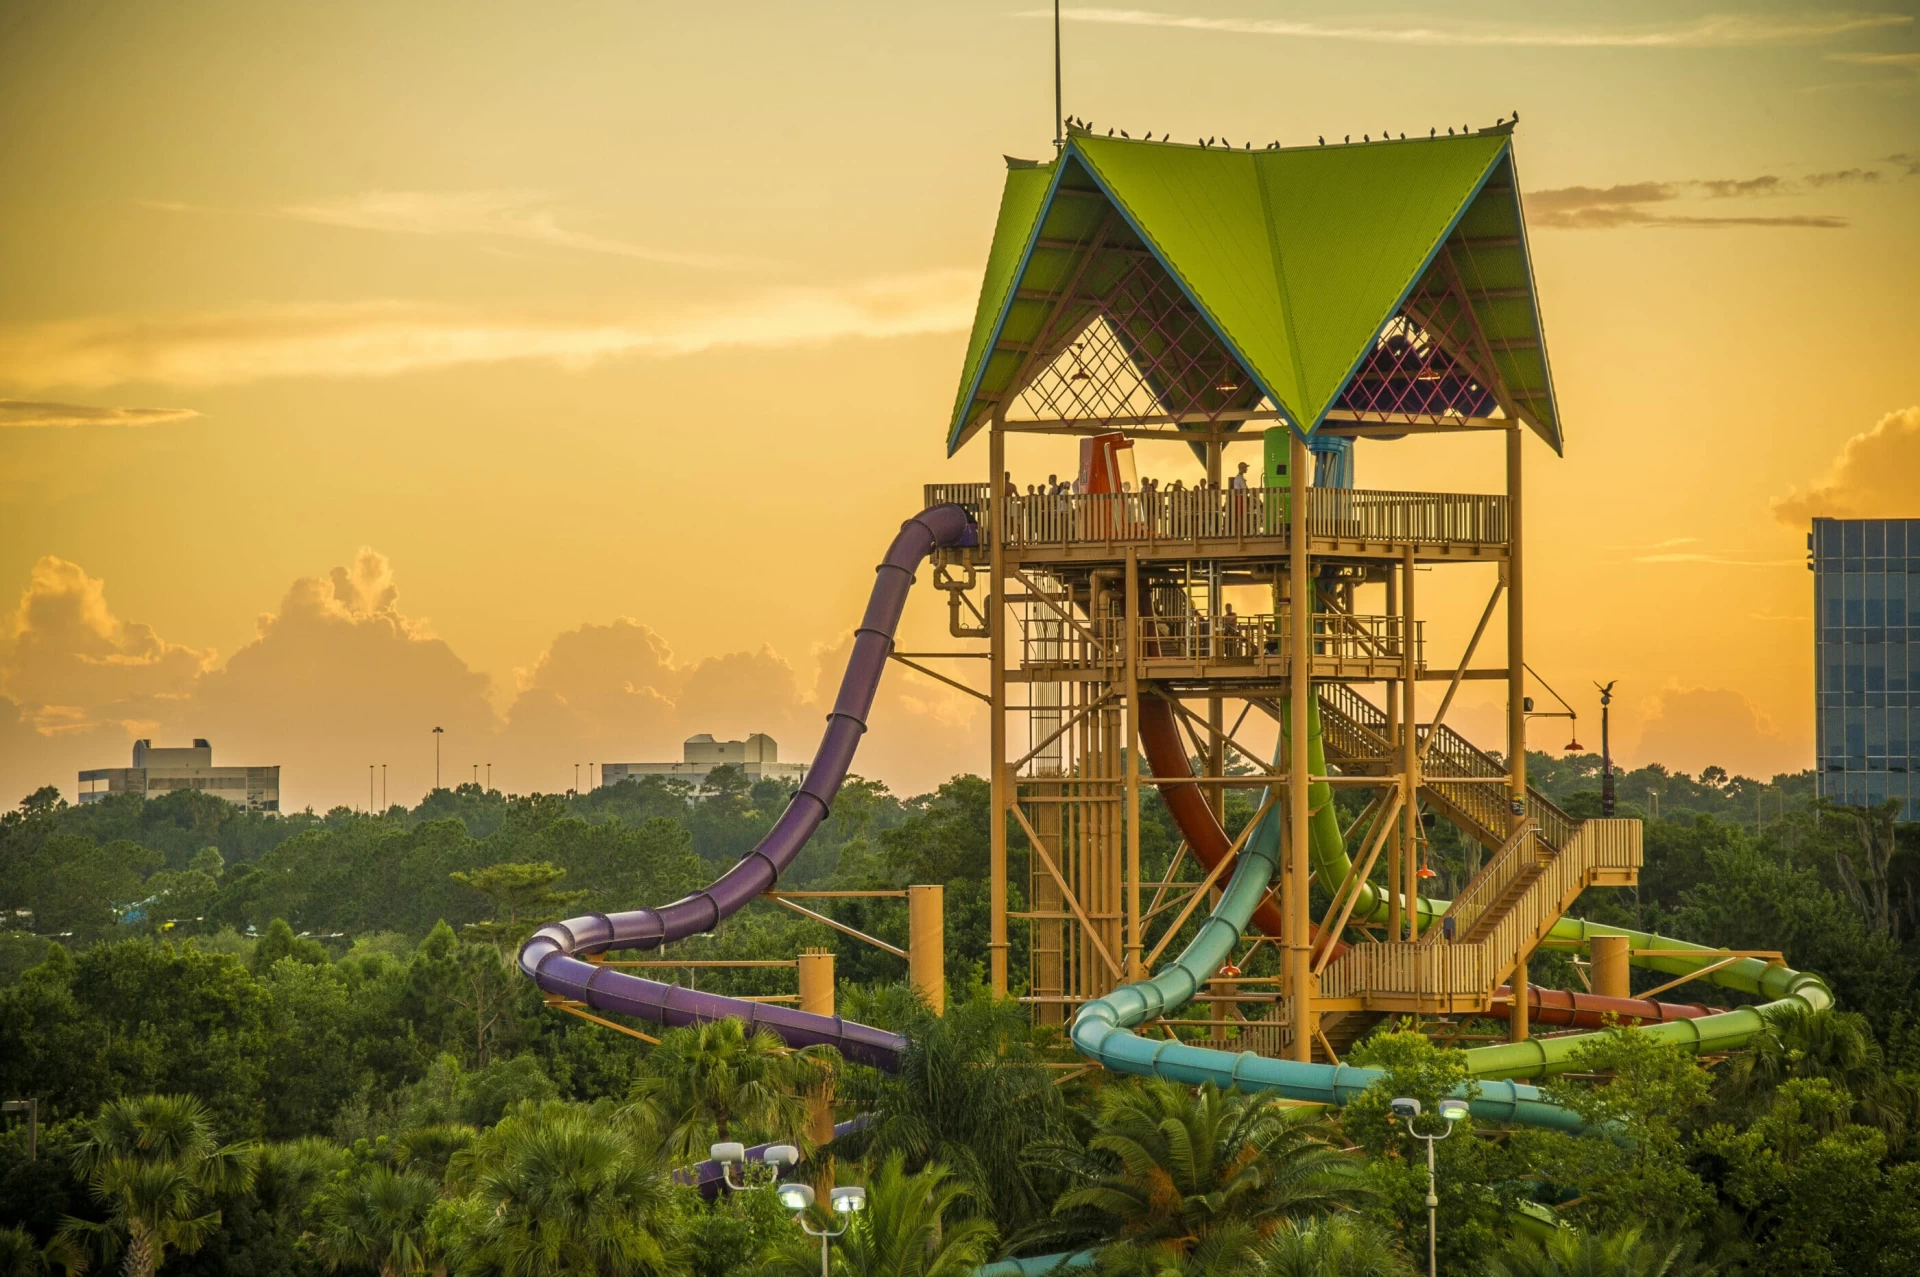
[1416,862,1438,881]
[1565,737,1584,752]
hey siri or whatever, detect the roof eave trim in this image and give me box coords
[946,157,1070,458]
[1050,138,1303,438]
[1308,137,1517,437]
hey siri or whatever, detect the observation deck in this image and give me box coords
[925,482,1508,566]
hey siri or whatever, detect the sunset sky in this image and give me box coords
[3,1,1918,812]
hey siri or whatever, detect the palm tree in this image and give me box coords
[311,1166,441,1277]
[0,1226,48,1277]
[1485,1225,1713,1277]
[761,1153,997,1277]
[629,1018,827,1162]
[1722,1004,1918,1146]
[442,1100,681,1277]
[54,1094,256,1277]
[1038,1080,1369,1256]
[1092,1221,1263,1275]
[1254,1216,1417,1277]
[839,991,1072,1235]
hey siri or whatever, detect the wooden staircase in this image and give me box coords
[1315,683,1579,856]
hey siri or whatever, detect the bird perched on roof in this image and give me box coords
[1318,135,1325,145]
[1344,135,1350,143]
[1363,134,1370,142]
[1399,133,1406,140]
[1447,127,1454,135]
[1512,109,1520,121]
[1120,129,1129,138]
[1430,127,1436,137]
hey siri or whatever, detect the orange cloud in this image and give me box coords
[1625,685,1808,779]
[0,556,211,732]
[0,552,989,810]
[1772,406,1920,523]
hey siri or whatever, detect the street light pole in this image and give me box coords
[432,727,444,792]
[1596,681,1617,817]
[1393,1098,1466,1277]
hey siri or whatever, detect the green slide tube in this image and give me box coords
[1283,698,1834,1080]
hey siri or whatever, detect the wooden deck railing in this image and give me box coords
[1323,818,1641,1003]
[1319,941,1491,1002]
[924,484,1509,552]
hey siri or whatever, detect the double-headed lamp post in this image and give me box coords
[709,1141,799,1192]
[777,1179,867,1277]
[1391,1097,1468,1277]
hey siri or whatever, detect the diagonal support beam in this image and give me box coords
[1009,803,1124,979]
[1142,790,1277,971]
[888,653,990,704]
[1419,578,1505,764]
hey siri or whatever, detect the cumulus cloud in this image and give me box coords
[1772,406,1920,523]
[0,551,988,810]
[187,549,497,799]
[1523,172,1871,230]
[0,557,211,734]
[276,190,744,268]
[1028,8,1909,49]
[0,271,977,390]
[1628,686,1807,778]
[0,400,202,429]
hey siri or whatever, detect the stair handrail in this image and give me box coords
[1429,817,1537,945]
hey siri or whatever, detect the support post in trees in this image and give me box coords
[908,885,946,1015]
[797,949,836,1150]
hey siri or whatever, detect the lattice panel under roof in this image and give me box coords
[1009,244,1269,428]
[1332,255,1510,425]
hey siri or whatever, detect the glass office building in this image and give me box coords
[1812,518,1920,819]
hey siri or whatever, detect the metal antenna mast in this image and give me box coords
[1053,0,1063,149]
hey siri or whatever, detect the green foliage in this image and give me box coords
[439,1100,682,1277]
[630,1019,828,1161]
[760,1152,997,1277]
[840,990,1071,1236]
[1254,1214,1417,1277]
[309,1165,440,1277]
[1038,1079,1368,1256]
[55,1094,258,1277]
[1485,1224,1712,1277]
[448,861,586,948]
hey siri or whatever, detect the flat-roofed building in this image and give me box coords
[79,739,281,812]
[1812,518,1919,819]
[601,733,806,790]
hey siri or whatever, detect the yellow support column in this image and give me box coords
[988,419,1009,998]
[797,948,837,1148]
[1286,430,1316,1061]
[1591,934,1631,999]
[1401,546,1420,942]
[908,885,946,1015]
[1124,548,1143,981]
[1506,424,1530,1043]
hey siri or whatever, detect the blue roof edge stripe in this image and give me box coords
[945,157,1070,457]
[1504,144,1564,455]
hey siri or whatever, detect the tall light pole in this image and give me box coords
[486,762,491,792]
[1392,1098,1467,1277]
[381,764,387,810]
[1596,681,1617,817]
[369,764,375,814]
[573,762,580,795]
[432,726,444,791]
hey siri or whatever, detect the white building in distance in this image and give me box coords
[79,739,281,812]
[600,733,806,791]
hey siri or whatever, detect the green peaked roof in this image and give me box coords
[947,128,1562,457]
